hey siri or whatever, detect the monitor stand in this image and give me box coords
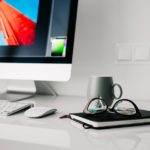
[0,80,57,101]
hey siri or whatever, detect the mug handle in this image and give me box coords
[112,84,123,99]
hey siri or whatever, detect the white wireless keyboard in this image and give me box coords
[0,101,34,116]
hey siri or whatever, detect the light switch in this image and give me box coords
[134,46,149,61]
[117,45,132,61]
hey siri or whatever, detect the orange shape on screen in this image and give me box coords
[0,0,36,45]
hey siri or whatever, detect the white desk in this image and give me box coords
[0,96,150,150]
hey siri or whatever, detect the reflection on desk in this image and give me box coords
[0,123,70,149]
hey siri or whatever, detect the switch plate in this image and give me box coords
[134,46,150,61]
[117,45,132,61]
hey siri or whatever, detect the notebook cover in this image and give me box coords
[70,110,150,129]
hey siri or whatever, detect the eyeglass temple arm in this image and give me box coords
[129,100,142,117]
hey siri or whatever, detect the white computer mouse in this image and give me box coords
[24,107,57,118]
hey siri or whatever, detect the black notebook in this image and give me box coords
[70,110,150,129]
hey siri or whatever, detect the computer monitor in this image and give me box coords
[0,0,78,100]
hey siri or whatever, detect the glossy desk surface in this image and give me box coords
[0,96,150,150]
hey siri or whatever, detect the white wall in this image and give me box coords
[50,0,150,100]
[1,0,150,100]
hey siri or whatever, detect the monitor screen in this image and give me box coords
[0,0,78,63]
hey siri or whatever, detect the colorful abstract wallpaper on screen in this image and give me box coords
[0,0,39,46]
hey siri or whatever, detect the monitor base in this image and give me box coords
[0,80,57,101]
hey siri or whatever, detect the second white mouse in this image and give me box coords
[24,107,57,118]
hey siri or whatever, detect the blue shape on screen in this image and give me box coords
[0,32,8,45]
[5,0,39,23]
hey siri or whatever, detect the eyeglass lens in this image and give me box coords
[87,99,107,114]
[114,100,137,116]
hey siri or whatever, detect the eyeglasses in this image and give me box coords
[83,97,141,117]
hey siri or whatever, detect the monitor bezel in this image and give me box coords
[0,0,78,64]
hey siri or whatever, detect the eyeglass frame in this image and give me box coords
[83,97,141,117]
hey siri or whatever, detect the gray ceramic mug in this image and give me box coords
[87,76,123,106]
